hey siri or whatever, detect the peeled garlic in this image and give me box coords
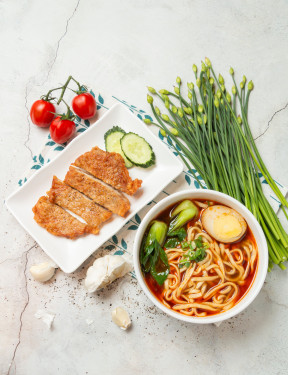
[30,261,57,282]
[84,254,133,293]
[34,309,55,329]
[111,307,131,330]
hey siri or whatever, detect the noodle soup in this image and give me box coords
[140,199,258,318]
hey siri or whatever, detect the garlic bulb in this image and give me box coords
[30,261,57,282]
[111,307,131,330]
[84,254,133,293]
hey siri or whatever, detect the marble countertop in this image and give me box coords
[1,0,288,374]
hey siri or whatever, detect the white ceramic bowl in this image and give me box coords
[133,189,268,324]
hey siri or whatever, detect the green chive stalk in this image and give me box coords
[145,59,288,271]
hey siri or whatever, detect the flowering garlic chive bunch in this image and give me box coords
[145,58,288,271]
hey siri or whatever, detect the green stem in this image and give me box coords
[44,86,63,101]
[57,75,73,105]
[56,75,82,106]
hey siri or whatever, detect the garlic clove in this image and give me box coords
[111,307,131,330]
[84,256,109,292]
[30,261,57,282]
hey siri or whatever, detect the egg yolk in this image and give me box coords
[213,213,242,240]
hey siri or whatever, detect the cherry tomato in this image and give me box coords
[30,100,55,127]
[50,117,76,144]
[72,92,97,120]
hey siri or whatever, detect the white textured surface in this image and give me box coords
[1,0,288,374]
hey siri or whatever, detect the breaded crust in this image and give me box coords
[47,176,112,234]
[64,167,130,217]
[72,146,142,195]
[32,196,90,239]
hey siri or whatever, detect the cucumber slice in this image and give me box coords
[120,132,155,168]
[104,126,133,168]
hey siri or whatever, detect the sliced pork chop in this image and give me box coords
[47,176,112,234]
[72,146,142,195]
[32,196,91,239]
[64,166,130,217]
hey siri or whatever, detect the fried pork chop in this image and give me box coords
[64,167,130,217]
[72,146,142,195]
[32,196,91,239]
[47,176,112,234]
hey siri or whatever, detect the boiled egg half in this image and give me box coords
[201,205,247,243]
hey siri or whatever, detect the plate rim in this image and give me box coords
[5,103,184,273]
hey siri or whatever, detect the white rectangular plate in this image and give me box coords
[6,103,183,273]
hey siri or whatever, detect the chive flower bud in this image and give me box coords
[209,77,214,85]
[172,105,177,114]
[196,78,201,88]
[176,76,181,84]
[201,62,207,72]
[220,84,225,92]
[206,69,210,79]
[161,114,170,122]
[216,89,221,99]
[147,94,153,104]
[143,118,151,125]
[214,97,219,108]
[198,104,204,113]
[172,121,177,127]
[242,75,247,83]
[147,86,156,94]
[229,67,234,75]
[192,64,198,73]
[232,85,237,95]
[218,74,224,84]
[237,116,242,124]
[205,57,211,67]
[248,81,254,91]
[221,99,224,105]
[203,114,207,124]
[160,129,166,137]
[178,108,184,118]
[197,115,202,125]
[165,100,170,109]
[155,106,160,115]
[240,82,244,89]
[184,107,192,115]
[174,86,180,95]
[226,93,231,103]
[159,89,169,95]
[161,94,168,101]
[188,91,192,99]
[187,82,194,90]
[170,128,179,136]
